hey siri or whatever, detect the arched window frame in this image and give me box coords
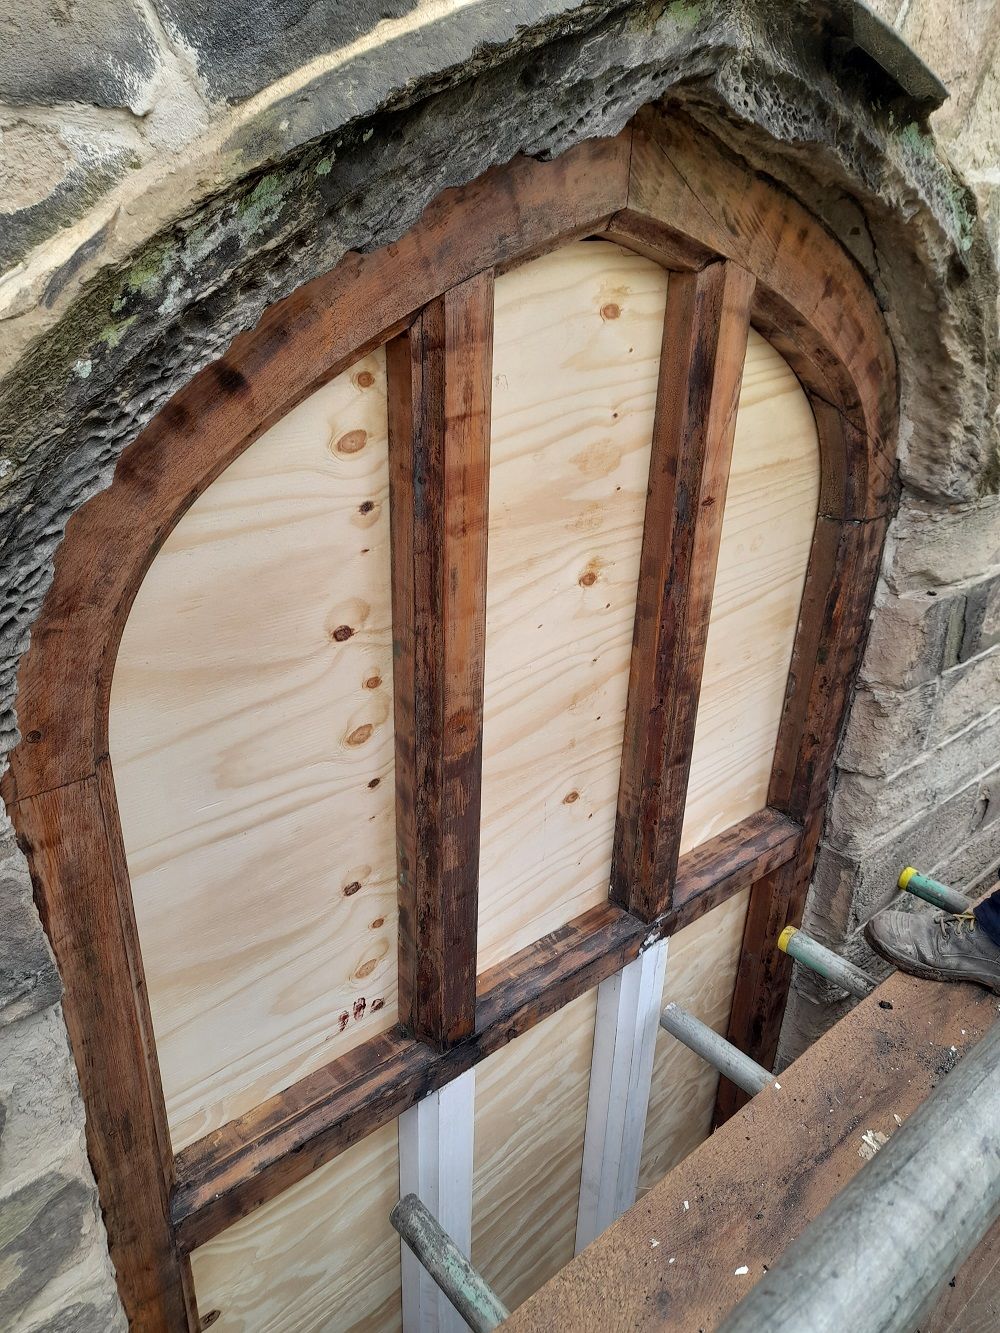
[3,106,896,1331]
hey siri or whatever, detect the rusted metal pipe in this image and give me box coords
[718,1019,1000,1333]
[777,926,877,999]
[898,866,971,915]
[391,1193,510,1332]
[659,1003,774,1096]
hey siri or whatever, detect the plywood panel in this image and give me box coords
[110,349,397,1149]
[191,1119,401,1333]
[472,988,598,1312]
[637,889,750,1194]
[477,241,668,971]
[682,330,819,852]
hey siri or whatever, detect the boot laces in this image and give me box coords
[936,910,977,940]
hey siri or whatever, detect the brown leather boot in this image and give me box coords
[865,909,1000,994]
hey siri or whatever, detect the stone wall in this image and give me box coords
[0,1,998,1327]
[779,0,1000,1056]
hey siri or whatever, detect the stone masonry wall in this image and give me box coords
[1,2,998,1328]
[778,0,1000,1058]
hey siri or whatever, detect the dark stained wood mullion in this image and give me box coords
[612,260,757,923]
[14,775,196,1332]
[716,505,890,1124]
[387,270,493,1051]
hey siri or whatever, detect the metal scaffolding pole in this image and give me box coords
[391,1193,510,1332]
[659,1003,775,1096]
[717,1019,1000,1333]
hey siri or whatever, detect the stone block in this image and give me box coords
[0,1,160,113]
[932,792,1000,896]
[22,1295,127,1333]
[839,680,937,777]
[902,0,1000,135]
[0,1172,92,1328]
[960,569,1000,661]
[928,649,1000,746]
[860,590,963,688]
[156,0,424,102]
[888,496,1000,593]
[0,843,61,1029]
[1,115,139,278]
[0,1007,85,1187]
[828,717,1000,859]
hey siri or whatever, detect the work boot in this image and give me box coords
[865,909,1000,994]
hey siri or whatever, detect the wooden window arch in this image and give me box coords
[3,107,895,1331]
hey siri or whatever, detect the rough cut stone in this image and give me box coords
[888,495,1000,592]
[860,591,964,688]
[0,1008,85,1188]
[0,842,61,1029]
[839,680,937,777]
[928,650,1000,746]
[828,714,1000,857]
[0,1,160,112]
[0,1172,91,1328]
[960,569,1000,660]
[156,0,425,101]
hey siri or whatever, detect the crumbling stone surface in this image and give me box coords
[0,0,999,1325]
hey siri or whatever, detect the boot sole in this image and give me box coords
[865,926,1000,996]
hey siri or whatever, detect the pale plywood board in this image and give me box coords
[637,889,751,1194]
[681,329,820,853]
[191,1118,402,1333]
[472,988,598,1312]
[477,241,668,972]
[110,350,398,1149]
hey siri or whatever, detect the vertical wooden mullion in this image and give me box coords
[388,271,494,1050]
[715,512,888,1124]
[612,261,756,923]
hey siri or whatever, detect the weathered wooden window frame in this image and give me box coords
[2,107,896,1331]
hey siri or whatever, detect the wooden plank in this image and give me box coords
[398,1071,476,1333]
[472,989,597,1311]
[171,811,800,1251]
[477,240,668,971]
[926,1215,1000,1333]
[14,777,195,1331]
[681,329,819,854]
[637,888,749,1193]
[108,347,398,1150]
[388,272,493,1049]
[190,1118,402,1332]
[575,939,669,1252]
[612,260,755,922]
[502,970,999,1333]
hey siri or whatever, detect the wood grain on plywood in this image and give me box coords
[472,989,598,1312]
[681,329,820,854]
[190,1119,402,1333]
[638,889,750,1194]
[109,350,397,1150]
[477,240,668,972]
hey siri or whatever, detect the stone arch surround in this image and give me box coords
[1,3,999,1329]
